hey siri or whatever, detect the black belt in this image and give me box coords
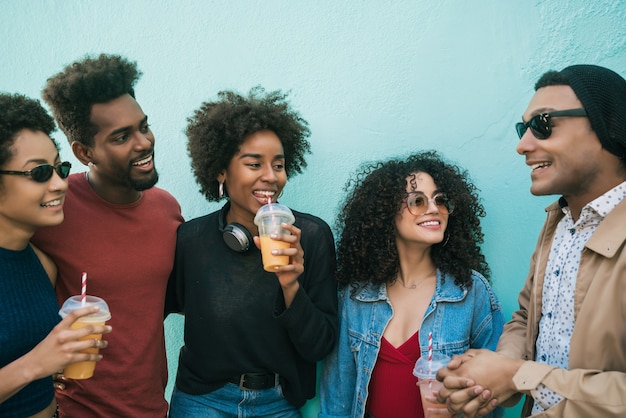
[228,372,278,390]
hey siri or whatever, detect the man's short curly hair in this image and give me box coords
[42,53,141,147]
[336,150,490,291]
[0,93,57,168]
[186,86,311,201]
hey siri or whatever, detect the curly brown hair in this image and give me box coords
[335,150,489,291]
[42,54,141,146]
[186,86,311,201]
[0,93,57,168]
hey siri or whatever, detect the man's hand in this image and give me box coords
[435,349,523,417]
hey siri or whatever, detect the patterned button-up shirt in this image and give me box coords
[532,181,626,413]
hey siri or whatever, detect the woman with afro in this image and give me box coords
[166,87,337,417]
[319,151,504,418]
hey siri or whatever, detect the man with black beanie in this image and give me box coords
[436,64,626,418]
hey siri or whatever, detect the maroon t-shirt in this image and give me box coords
[32,173,183,417]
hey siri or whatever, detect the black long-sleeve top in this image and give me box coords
[166,204,338,408]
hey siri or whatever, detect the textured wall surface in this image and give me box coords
[2,1,625,416]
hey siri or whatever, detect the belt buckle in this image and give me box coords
[238,374,248,390]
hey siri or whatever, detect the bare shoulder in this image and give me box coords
[30,243,58,286]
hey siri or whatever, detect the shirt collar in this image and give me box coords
[560,181,626,225]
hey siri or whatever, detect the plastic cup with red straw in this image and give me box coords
[57,271,111,379]
[413,332,453,417]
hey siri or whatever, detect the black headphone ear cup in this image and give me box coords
[222,222,253,252]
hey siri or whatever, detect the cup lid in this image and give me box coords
[413,352,451,379]
[59,295,111,321]
[253,203,295,226]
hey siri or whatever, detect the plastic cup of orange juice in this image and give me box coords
[254,203,295,272]
[58,295,111,379]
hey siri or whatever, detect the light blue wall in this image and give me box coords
[2,1,625,417]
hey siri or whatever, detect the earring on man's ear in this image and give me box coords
[88,161,94,167]
[218,182,224,199]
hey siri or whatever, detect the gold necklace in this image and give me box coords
[395,268,436,290]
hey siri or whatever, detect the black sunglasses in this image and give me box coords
[0,161,72,183]
[515,108,587,140]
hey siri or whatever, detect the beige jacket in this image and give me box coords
[497,198,626,417]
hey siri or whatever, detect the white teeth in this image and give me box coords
[133,155,152,166]
[41,199,61,207]
[254,191,276,196]
[419,221,440,227]
[531,162,551,171]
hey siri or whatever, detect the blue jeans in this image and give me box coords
[169,383,302,418]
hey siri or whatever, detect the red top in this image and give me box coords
[366,330,424,418]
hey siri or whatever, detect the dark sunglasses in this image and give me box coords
[404,192,454,216]
[515,108,587,140]
[0,161,72,183]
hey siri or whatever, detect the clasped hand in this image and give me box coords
[433,349,523,417]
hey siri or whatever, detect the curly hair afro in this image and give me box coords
[42,53,141,147]
[0,93,57,168]
[186,86,311,201]
[335,150,489,291]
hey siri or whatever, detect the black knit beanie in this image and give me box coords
[559,65,626,159]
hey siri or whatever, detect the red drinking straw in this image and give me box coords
[428,331,433,363]
[428,331,433,388]
[81,272,87,307]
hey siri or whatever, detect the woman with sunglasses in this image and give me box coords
[0,93,111,418]
[319,150,504,418]
[166,87,337,417]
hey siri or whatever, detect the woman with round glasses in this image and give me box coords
[319,150,504,418]
[0,93,111,418]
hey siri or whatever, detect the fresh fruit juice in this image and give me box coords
[418,380,453,418]
[259,235,290,271]
[62,319,105,379]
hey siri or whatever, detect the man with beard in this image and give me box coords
[32,54,183,417]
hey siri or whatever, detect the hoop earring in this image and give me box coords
[218,182,224,199]
[440,230,450,247]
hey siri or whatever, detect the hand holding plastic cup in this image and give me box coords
[254,203,295,272]
[413,352,453,418]
[58,295,111,379]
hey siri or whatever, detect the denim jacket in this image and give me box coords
[319,270,504,418]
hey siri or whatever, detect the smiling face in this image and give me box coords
[516,85,624,212]
[395,171,448,250]
[0,129,68,247]
[76,94,158,202]
[219,130,287,233]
